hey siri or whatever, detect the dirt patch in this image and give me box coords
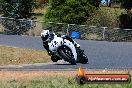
[0,46,51,65]
[0,69,130,82]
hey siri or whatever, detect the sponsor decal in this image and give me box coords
[76,67,131,84]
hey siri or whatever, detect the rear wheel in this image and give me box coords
[81,54,88,64]
[59,46,76,65]
[76,48,88,64]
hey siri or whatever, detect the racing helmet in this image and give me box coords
[41,30,50,42]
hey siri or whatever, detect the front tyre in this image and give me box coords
[59,46,76,65]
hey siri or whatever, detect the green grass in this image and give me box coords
[0,77,131,88]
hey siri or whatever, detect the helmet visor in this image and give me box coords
[41,35,49,41]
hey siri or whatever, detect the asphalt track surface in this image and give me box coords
[0,34,132,69]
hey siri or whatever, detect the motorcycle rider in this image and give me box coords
[41,30,80,55]
[41,30,53,55]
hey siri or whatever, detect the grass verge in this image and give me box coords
[0,70,131,88]
[0,46,51,65]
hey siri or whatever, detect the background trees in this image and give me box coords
[119,0,132,29]
[44,0,101,25]
[0,0,5,14]
[105,0,132,10]
[120,0,132,10]
[1,0,35,34]
[1,0,132,31]
[2,0,34,19]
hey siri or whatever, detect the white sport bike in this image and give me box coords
[41,30,88,65]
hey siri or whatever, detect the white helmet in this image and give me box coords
[41,30,50,42]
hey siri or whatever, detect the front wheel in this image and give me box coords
[59,46,76,65]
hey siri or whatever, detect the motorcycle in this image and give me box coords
[41,30,88,65]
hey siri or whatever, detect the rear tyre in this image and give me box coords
[59,46,76,65]
[76,48,88,64]
[81,54,88,64]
